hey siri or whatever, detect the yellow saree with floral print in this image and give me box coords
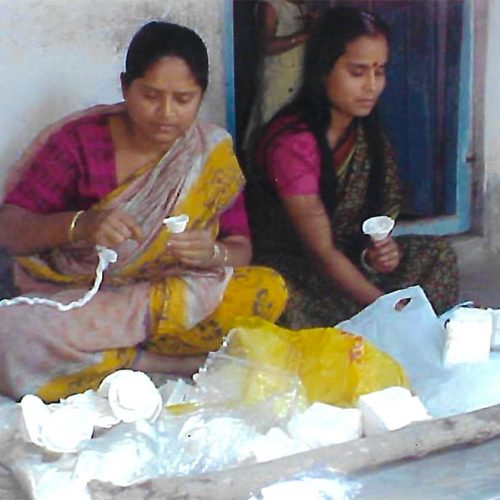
[0,105,287,402]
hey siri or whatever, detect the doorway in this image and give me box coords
[230,0,473,234]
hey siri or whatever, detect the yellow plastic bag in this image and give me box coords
[225,317,409,407]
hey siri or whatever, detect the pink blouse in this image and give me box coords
[257,116,322,197]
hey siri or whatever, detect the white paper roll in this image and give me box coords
[97,370,163,423]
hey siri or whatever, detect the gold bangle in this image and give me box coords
[68,210,84,243]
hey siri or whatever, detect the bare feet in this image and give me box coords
[135,351,206,377]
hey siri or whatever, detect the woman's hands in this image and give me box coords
[74,209,252,269]
[0,205,144,255]
[74,209,144,247]
[167,229,219,268]
[365,236,401,273]
[167,231,252,269]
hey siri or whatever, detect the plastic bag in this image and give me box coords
[193,352,308,428]
[224,317,409,407]
[338,286,500,417]
[337,286,445,380]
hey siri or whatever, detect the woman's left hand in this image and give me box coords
[167,229,217,268]
[366,236,401,273]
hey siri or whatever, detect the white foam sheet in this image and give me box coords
[443,307,492,365]
[357,387,431,436]
[287,403,362,447]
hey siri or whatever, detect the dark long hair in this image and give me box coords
[260,7,391,215]
[122,21,209,92]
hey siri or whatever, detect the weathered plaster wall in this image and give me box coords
[0,0,226,195]
[482,0,500,251]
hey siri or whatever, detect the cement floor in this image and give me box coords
[457,247,500,308]
[353,437,500,499]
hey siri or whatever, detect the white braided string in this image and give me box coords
[0,246,117,311]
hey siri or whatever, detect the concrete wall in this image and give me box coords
[0,0,226,196]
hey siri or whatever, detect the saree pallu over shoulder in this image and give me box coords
[117,127,244,280]
[330,125,402,251]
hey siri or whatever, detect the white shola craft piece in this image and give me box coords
[19,394,50,447]
[287,403,362,448]
[62,390,120,429]
[97,370,163,423]
[443,307,492,365]
[250,427,307,462]
[19,394,94,453]
[362,215,395,241]
[36,406,94,453]
[357,386,431,436]
[0,245,117,311]
[163,214,189,233]
[488,308,500,350]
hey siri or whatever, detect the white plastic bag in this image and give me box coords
[337,286,445,378]
[338,286,500,417]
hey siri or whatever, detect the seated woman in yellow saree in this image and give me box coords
[0,21,287,402]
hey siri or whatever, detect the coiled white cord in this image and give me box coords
[0,245,117,311]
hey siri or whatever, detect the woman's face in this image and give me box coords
[324,34,389,122]
[122,56,204,149]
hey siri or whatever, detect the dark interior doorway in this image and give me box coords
[233,0,467,221]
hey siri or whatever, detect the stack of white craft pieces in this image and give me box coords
[443,307,493,365]
[19,394,94,453]
[96,370,163,423]
[18,370,163,453]
[357,386,431,436]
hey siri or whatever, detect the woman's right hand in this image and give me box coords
[366,236,400,273]
[75,209,144,247]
